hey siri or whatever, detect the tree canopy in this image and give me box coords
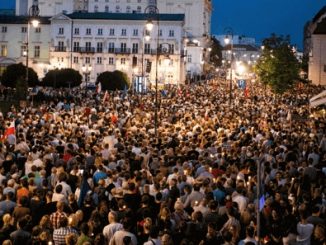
[1,63,39,88]
[255,34,300,94]
[42,68,82,88]
[97,70,130,91]
[209,36,223,67]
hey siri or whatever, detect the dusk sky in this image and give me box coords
[212,0,325,49]
[1,0,325,50]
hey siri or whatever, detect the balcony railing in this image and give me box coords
[114,48,131,54]
[75,47,96,53]
[54,46,66,52]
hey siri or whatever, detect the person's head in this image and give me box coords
[108,211,118,223]
[2,214,12,226]
[55,184,63,194]
[56,201,65,212]
[149,226,159,239]
[161,233,173,245]
[65,233,78,245]
[80,222,89,235]
[246,225,255,238]
[39,215,50,228]
[314,224,325,240]
[58,216,68,228]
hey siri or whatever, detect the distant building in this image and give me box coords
[0,15,51,77]
[308,6,326,85]
[15,0,212,78]
[214,35,256,47]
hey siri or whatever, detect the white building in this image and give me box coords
[308,8,326,85]
[214,34,256,47]
[0,15,51,78]
[50,12,185,88]
[15,0,212,78]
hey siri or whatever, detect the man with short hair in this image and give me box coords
[109,218,137,245]
[53,216,79,245]
[103,211,123,243]
[10,217,32,245]
[50,201,68,229]
[0,191,16,214]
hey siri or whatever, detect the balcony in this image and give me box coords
[76,47,95,53]
[54,46,67,52]
[114,48,131,55]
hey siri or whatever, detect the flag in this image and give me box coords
[96,82,102,94]
[244,86,249,98]
[102,90,108,103]
[2,121,15,141]
[78,172,91,207]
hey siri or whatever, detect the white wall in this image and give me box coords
[309,35,326,85]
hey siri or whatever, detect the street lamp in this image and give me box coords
[224,27,233,107]
[82,64,92,96]
[144,5,160,137]
[25,4,40,93]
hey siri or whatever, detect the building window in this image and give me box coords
[169,30,174,37]
[74,28,79,35]
[97,57,102,64]
[85,42,92,51]
[97,42,103,52]
[21,46,27,56]
[138,0,141,2]
[58,41,65,51]
[159,29,162,36]
[121,29,127,36]
[94,5,98,12]
[116,5,120,13]
[59,27,64,34]
[105,5,109,12]
[86,28,91,35]
[21,27,27,33]
[133,29,138,36]
[1,45,7,56]
[132,43,138,53]
[98,28,103,35]
[85,57,90,64]
[187,55,192,63]
[109,28,115,36]
[34,46,40,58]
[108,42,115,53]
[1,26,7,33]
[109,57,114,65]
[121,58,126,65]
[73,42,80,52]
[106,0,109,2]
[35,27,41,33]
[120,43,127,52]
[144,43,150,54]
[137,6,141,13]
[73,56,79,64]
[126,6,131,13]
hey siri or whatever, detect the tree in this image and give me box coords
[1,63,39,88]
[42,68,82,88]
[97,70,130,91]
[255,34,300,94]
[209,36,223,67]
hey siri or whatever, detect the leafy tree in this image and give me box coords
[97,70,130,91]
[1,63,38,88]
[209,36,223,67]
[255,34,300,94]
[42,68,82,88]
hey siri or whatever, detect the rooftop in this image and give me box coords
[0,15,51,24]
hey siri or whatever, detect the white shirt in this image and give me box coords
[103,222,123,243]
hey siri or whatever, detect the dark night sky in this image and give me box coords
[212,0,325,50]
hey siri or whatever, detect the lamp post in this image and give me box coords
[25,5,40,93]
[144,5,159,137]
[224,27,233,107]
[82,64,92,96]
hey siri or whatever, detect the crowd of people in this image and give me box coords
[0,79,325,245]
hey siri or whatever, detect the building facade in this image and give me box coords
[0,15,51,77]
[308,6,326,85]
[50,12,185,87]
[15,0,212,79]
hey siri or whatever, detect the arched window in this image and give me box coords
[137,6,141,13]
[105,5,109,12]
